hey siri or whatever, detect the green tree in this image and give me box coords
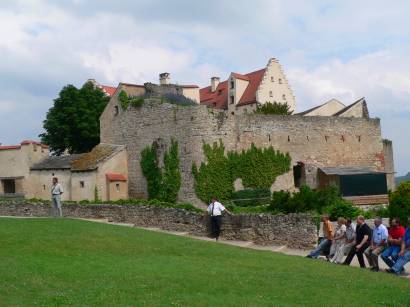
[40,81,109,154]
[140,142,163,200]
[254,101,293,115]
[389,182,410,226]
[161,139,181,203]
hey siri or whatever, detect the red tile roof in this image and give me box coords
[106,173,127,181]
[0,140,48,150]
[199,68,266,109]
[101,85,117,96]
[0,145,21,150]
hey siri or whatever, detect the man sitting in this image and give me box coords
[343,216,372,268]
[387,219,410,275]
[306,214,333,259]
[365,217,388,272]
[331,219,356,264]
[381,218,405,269]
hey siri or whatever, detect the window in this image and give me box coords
[230,96,234,104]
[80,181,85,188]
[43,185,46,190]
[114,105,119,115]
[230,80,234,89]
[271,76,274,82]
[269,91,273,97]
[116,183,120,192]
[218,89,222,95]
[282,94,286,100]
[278,78,282,84]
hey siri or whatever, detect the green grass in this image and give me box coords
[0,219,409,306]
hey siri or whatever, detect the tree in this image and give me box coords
[254,101,293,115]
[389,182,410,226]
[40,82,109,154]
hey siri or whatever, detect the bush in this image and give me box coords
[232,188,271,207]
[389,182,410,226]
[325,201,362,221]
[254,101,293,115]
[162,93,197,106]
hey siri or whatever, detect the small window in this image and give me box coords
[80,181,85,188]
[269,91,273,97]
[33,144,37,152]
[230,80,234,89]
[279,78,282,84]
[116,183,120,192]
[282,94,286,100]
[114,105,119,115]
[218,89,222,95]
[271,76,274,82]
[230,96,234,104]
[43,185,46,190]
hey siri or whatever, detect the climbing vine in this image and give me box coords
[119,90,144,109]
[228,144,291,189]
[192,140,291,202]
[140,139,181,202]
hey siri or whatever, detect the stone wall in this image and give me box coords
[100,98,392,206]
[0,202,317,249]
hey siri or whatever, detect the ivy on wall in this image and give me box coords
[140,139,181,203]
[119,90,144,109]
[192,140,291,203]
[229,144,291,189]
[192,141,233,203]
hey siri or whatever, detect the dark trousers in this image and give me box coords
[344,242,370,268]
[211,216,222,239]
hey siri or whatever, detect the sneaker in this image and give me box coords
[371,267,379,272]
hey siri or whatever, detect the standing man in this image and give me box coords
[343,216,372,268]
[207,197,231,241]
[387,218,410,275]
[306,214,334,259]
[381,218,405,269]
[365,217,388,271]
[51,177,64,217]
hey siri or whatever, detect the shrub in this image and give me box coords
[389,182,410,226]
[232,188,271,207]
[325,201,362,221]
[140,141,162,200]
[254,101,293,115]
[119,90,144,109]
[162,93,197,106]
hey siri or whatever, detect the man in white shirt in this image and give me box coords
[51,177,64,217]
[365,217,388,271]
[207,197,232,241]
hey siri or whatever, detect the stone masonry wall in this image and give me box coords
[100,98,391,206]
[0,202,317,249]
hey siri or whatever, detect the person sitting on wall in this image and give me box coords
[306,214,334,259]
[331,218,356,264]
[381,217,405,270]
[343,216,372,268]
[329,217,346,260]
[365,217,388,272]
[206,197,232,241]
[51,177,64,218]
[386,218,410,275]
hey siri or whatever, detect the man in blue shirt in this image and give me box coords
[387,219,410,275]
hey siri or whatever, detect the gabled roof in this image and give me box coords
[106,173,127,181]
[71,143,125,171]
[333,97,369,118]
[31,154,82,170]
[297,99,345,116]
[101,85,117,96]
[199,68,266,109]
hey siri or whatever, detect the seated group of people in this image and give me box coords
[307,214,410,275]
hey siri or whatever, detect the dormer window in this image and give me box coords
[278,78,282,84]
[269,91,273,97]
[230,80,234,89]
[271,76,274,82]
[230,96,234,104]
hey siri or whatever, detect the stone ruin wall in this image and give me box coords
[100,98,389,206]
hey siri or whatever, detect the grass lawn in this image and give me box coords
[0,218,409,306]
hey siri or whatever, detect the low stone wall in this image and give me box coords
[0,202,317,249]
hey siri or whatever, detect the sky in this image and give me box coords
[0,0,409,175]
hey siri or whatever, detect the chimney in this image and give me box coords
[211,76,220,92]
[159,72,171,85]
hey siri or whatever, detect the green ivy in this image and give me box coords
[192,140,233,203]
[160,139,181,203]
[229,144,291,189]
[140,139,181,202]
[192,140,291,203]
[119,90,144,109]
